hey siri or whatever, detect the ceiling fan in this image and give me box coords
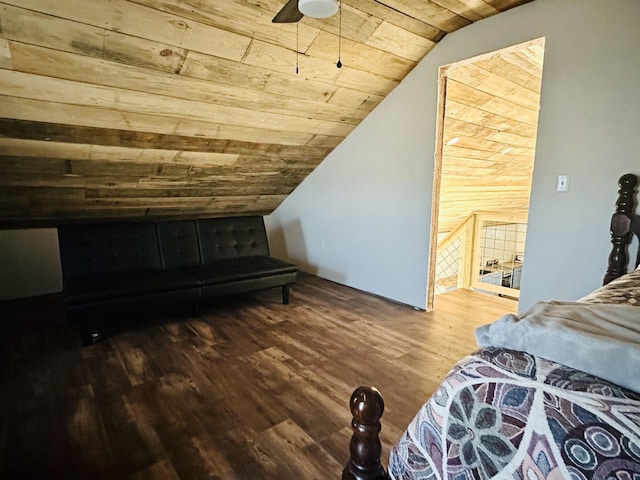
[272,0,339,23]
[272,0,343,71]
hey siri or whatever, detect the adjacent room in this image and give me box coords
[1,0,639,478]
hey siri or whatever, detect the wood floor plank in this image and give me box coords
[255,419,343,480]
[95,392,168,475]
[129,460,181,480]
[0,273,517,479]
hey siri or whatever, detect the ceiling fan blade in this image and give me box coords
[272,0,304,23]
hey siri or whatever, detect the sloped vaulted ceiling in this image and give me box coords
[0,0,532,225]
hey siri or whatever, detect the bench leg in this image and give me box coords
[282,285,290,305]
[68,310,103,346]
[80,323,103,346]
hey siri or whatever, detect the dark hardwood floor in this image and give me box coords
[0,273,517,479]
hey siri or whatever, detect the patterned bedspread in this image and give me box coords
[388,348,640,479]
[388,269,640,479]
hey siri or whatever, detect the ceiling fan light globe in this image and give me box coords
[298,0,338,18]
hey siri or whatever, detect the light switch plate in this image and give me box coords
[557,174,570,192]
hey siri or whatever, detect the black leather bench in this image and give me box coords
[58,216,297,344]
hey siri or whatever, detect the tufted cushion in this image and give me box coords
[58,222,161,278]
[156,220,201,269]
[197,216,270,263]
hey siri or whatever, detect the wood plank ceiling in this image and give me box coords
[0,0,532,225]
[438,38,544,235]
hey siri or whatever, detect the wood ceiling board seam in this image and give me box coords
[442,140,536,157]
[484,131,536,147]
[483,0,533,11]
[377,0,471,32]
[440,182,533,189]
[445,100,539,136]
[323,88,384,112]
[180,51,343,106]
[0,157,67,175]
[241,39,403,95]
[185,176,313,186]
[0,186,86,200]
[440,163,534,176]
[470,57,542,94]
[8,42,368,125]
[424,0,500,22]
[443,146,535,161]
[185,170,313,180]
[443,119,537,146]
[303,135,344,149]
[440,171,510,181]
[0,96,321,146]
[472,72,541,106]
[440,182,533,191]
[473,51,543,85]
[445,127,536,149]
[365,21,437,62]
[443,144,533,159]
[27,199,216,210]
[515,46,545,69]
[0,118,335,160]
[446,80,540,124]
[342,0,446,42]
[67,160,162,177]
[0,70,355,137]
[134,180,303,190]
[446,64,540,110]
[1,6,367,110]
[304,30,416,80]
[125,0,319,54]
[440,157,501,168]
[0,5,188,73]
[0,175,140,189]
[83,186,296,199]
[4,0,251,62]
[439,202,530,211]
[181,46,400,100]
[298,3,382,44]
[0,38,13,69]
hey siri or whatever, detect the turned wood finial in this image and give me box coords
[342,386,389,480]
[604,173,638,285]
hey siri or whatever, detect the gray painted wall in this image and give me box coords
[0,228,62,301]
[267,0,640,311]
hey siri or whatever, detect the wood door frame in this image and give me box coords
[426,66,448,311]
[427,38,545,311]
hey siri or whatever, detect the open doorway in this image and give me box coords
[427,38,545,311]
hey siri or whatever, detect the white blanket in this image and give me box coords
[475,301,640,393]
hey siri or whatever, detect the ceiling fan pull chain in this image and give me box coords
[296,22,299,74]
[336,0,342,68]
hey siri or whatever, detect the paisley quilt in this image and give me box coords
[388,348,640,479]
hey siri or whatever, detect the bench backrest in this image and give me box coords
[197,216,270,264]
[58,216,272,279]
[156,220,201,269]
[58,222,162,279]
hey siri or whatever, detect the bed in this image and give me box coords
[342,173,640,480]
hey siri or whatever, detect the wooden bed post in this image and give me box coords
[342,386,390,480]
[604,173,638,285]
